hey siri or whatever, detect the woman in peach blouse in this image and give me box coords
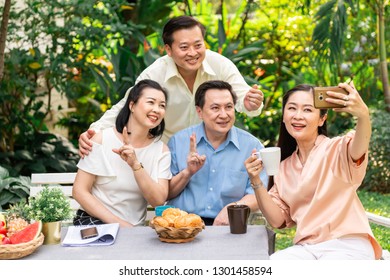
[246,82,382,260]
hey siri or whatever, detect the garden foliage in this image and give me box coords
[0,0,388,198]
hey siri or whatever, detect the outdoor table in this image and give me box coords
[24,225,273,260]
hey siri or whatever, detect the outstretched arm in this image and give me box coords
[327,81,371,162]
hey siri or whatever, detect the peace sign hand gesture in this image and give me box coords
[186,133,206,175]
[113,127,140,170]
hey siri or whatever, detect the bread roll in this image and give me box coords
[162,208,182,218]
[180,210,188,216]
[173,213,203,228]
[173,216,189,228]
[154,208,203,228]
[163,215,177,227]
[186,213,203,227]
[153,216,169,227]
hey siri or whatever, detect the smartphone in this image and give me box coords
[313,86,348,109]
[80,226,98,239]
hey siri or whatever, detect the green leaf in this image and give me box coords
[0,166,9,179]
[14,150,34,161]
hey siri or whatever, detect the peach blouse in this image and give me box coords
[269,132,382,259]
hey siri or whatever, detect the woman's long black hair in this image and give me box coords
[267,84,328,190]
[115,79,168,139]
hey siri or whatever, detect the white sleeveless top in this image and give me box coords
[77,128,172,226]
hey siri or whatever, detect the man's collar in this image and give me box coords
[196,123,240,150]
[201,50,216,76]
[164,57,180,82]
[195,123,207,144]
[226,127,240,150]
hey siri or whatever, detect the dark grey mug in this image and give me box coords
[227,204,250,234]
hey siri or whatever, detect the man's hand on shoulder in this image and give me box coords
[78,129,95,158]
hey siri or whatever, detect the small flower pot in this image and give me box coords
[42,221,61,245]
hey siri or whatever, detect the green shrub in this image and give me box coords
[0,131,79,177]
[26,186,73,223]
[0,166,30,211]
[363,108,390,194]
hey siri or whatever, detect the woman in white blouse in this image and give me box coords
[72,79,172,227]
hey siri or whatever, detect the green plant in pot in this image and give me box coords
[26,186,73,245]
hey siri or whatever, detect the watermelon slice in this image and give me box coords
[9,221,42,244]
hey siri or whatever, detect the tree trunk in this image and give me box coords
[378,3,390,112]
[0,0,11,81]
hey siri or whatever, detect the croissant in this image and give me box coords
[185,213,203,227]
[180,210,188,216]
[162,208,182,218]
[153,216,170,227]
[163,215,177,227]
[173,216,190,228]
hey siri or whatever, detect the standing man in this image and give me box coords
[168,80,268,226]
[78,15,264,156]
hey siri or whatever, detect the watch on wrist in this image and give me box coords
[133,162,143,172]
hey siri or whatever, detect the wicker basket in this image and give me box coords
[0,233,44,260]
[150,217,205,243]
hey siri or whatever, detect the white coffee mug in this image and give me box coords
[255,147,281,176]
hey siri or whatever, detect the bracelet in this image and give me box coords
[132,162,143,172]
[251,182,263,190]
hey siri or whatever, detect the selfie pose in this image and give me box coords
[72,80,172,228]
[246,82,382,259]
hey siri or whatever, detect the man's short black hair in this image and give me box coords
[162,15,206,46]
[195,80,237,109]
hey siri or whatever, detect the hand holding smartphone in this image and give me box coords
[313,86,348,109]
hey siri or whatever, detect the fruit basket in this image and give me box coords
[0,233,44,260]
[150,217,205,243]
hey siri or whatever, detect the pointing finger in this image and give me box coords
[189,133,197,154]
